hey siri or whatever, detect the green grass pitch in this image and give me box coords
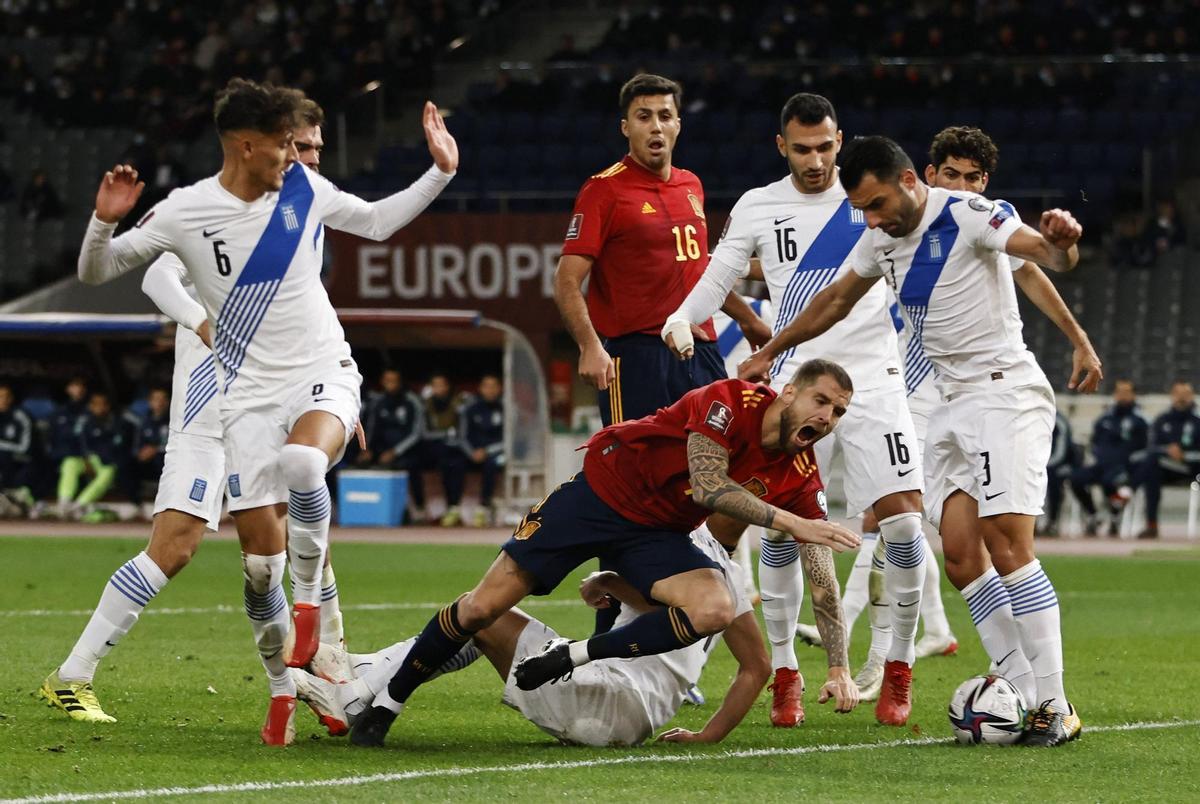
[1,536,1198,802]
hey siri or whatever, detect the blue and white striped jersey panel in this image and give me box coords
[172,288,222,437]
[712,297,775,377]
[707,176,900,392]
[848,187,1044,389]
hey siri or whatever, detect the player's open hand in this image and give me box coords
[1039,208,1082,252]
[787,517,861,552]
[579,343,615,390]
[817,666,860,713]
[423,101,459,174]
[656,727,714,743]
[95,164,144,224]
[737,349,773,383]
[1068,341,1102,393]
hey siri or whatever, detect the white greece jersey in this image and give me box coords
[97,162,451,408]
[710,176,900,389]
[850,187,1046,393]
[615,528,752,729]
[711,296,774,376]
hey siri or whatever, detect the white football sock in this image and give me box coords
[759,534,803,671]
[243,551,295,697]
[319,562,344,646]
[735,527,760,600]
[865,538,891,663]
[1002,559,1067,713]
[961,567,1036,707]
[880,512,925,666]
[841,531,877,631]
[918,537,952,638]
[280,443,331,607]
[59,551,167,682]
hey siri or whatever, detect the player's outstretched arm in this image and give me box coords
[721,293,773,352]
[1013,263,1102,393]
[686,432,860,551]
[554,254,614,389]
[737,271,878,382]
[799,544,860,713]
[79,165,169,285]
[1004,209,1082,273]
[661,252,748,359]
[657,610,769,743]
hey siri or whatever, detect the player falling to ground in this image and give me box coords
[554,72,770,645]
[75,78,457,744]
[40,98,357,726]
[752,135,1088,747]
[665,94,929,728]
[292,526,856,746]
[348,361,861,747]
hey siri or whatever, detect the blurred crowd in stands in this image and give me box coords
[0,369,506,527]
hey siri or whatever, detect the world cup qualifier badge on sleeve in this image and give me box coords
[704,401,733,434]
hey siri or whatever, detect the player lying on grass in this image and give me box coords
[292,525,858,746]
[348,359,862,746]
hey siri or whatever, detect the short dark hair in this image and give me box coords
[780,93,837,134]
[929,126,999,175]
[298,97,325,128]
[839,136,914,193]
[789,359,853,395]
[618,73,682,117]
[214,78,303,136]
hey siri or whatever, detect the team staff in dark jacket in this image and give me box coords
[444,374,506,527]
[1040,410,1079,537]
[124,388,170,512]
[360,369,427,519]
[1131,381,1200,539]
[1071,379,1149,536]
[0,385,35,511]
[57,392,125,521]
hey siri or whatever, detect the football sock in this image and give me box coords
[592,600,621,636]
[758,533,803,670]
[382,600,474,710]
[735,528,759,600]
[841,530,877,630]
[865,538,891,663]
[584,606,701,661]
[280,444,331,607]
[243,551,295,697]
[319,563,344,646]
[59,551,167,682]
[918,537,952,637]
[961,568,1036,707]
[1002,559,1067,714]
[880,512,925,666]
[346,637,481,719]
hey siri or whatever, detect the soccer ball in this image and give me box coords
[947,675,1026,745]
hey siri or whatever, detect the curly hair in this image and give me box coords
[214,77,304,136]
[929,126,999,175]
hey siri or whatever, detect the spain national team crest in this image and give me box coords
[687,192,705,220]
[741,477,768,498]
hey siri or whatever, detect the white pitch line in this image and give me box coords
[3,719,1197,804]
[0,599,580,619]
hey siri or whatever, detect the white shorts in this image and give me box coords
[906,378,941,457]
[501,619,654,747]
[788,377,924,517]
[224,360,362,512]
[923,382,1055,528]
[153,429,225,531]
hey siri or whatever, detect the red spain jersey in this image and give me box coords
[583,379,826,531]
[561,155,717,340]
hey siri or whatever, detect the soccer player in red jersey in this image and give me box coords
[348,359,862,746]
[554,73,769,427]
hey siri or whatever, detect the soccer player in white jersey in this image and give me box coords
[289,526,857,746]
[39,98,361,727]
[75,78,458,744]
[755,135,1088,746]
[663,94,928,728]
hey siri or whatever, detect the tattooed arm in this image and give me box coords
[800,543,860,713]
[686,432,861,551]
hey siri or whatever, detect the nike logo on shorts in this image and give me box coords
[897,468,916,477]
[984,491,1006,500]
